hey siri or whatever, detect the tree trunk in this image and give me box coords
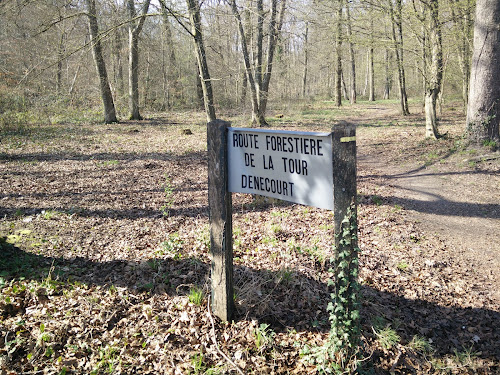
[368,44,375,101]
[85,0,117,124]
[56,31,65,95]
[450,0,473,112]
[144,51,151,108]
[424,0,442,139]
[159,0,182,107]
[195,63,205,109]
[368,13,375,101]
[302,23,309,98]
[466,0,500,144]
[255,0,264,101]
[346,4,356,104]
[230,0,260,125]
[383,48,392,99]
[112,29,125,99]
[128,30,142,120]
[231,0,286,127]
[258,0,286,126]
[127,0,151,120]
[341,70,349,101]
[187,0,216,122]
[240,70,247,104]
[389,0,409,115]
[334,0,344,107]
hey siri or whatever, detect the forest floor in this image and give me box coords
[0,101,499,374]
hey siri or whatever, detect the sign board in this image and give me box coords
[227,127,333,210]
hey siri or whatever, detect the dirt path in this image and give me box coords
[355,107,500,305]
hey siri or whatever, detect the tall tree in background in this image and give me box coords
[187,0,216,122]
[466,0,500,144]
[367,8,375,102]
[449,0,473,111]
[388,0,410,115]
[334,0,344,107]
[230,0,287,126]
[159,0,181,109]
[423,0,443,139]
[346,2,356,104]
[127,0,151,120]
[302,22,309,98]
[85,0,118,123]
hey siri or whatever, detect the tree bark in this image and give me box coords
[334,0,344,107]
[56,31,65,95]
[368,13,375,101]
[230,0,286,127]
[466,0,500,144]
[258,0,286,125]
[112,29,125,99]
[424,0,443,139]
[383,47,392,99]
[85,0,118,124]
[450,0,473,111]
[302,23,309,98]
[159,0,181,108]
[230,0,260,124]
[127,0,151,120]
[389,0,410,115]
[346,3,356,104]
[187,0,217,122]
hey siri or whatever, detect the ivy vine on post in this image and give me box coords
[327,202,360,365]
[302,122,360,372]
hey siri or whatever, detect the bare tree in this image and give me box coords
[449,0,473,111]
[368,9,375,101]
[423,0,443,139]
[85,0,117,123]
[388,0,410,115]
[159,0,181,109]
[230,0,287,126]
[346,2,356,104]
[186,0,216,122]
[127,0,151,120]
[334,0,344,107]
[302,22,309,98]
[466,0,500,144]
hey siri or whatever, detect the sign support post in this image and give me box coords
[331,121,360,352]
[207,120,234,321]
[332,121,357,245]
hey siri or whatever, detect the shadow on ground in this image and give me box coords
[1,241,498,366]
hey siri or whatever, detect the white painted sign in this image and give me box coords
[228,127,333,210]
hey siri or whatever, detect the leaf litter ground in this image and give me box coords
[0,103,498,374]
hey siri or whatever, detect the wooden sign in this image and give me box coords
[207,120,357,322]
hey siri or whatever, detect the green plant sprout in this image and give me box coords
[160,174,175,216]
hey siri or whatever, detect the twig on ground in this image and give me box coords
[207,299,245,375]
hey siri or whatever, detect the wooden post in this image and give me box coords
[332,121,357,247]
[207,120,234,321]
[331,121,360,352]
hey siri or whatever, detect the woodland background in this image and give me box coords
[0,0,476,128]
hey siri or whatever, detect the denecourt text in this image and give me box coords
[241,174,294,196]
